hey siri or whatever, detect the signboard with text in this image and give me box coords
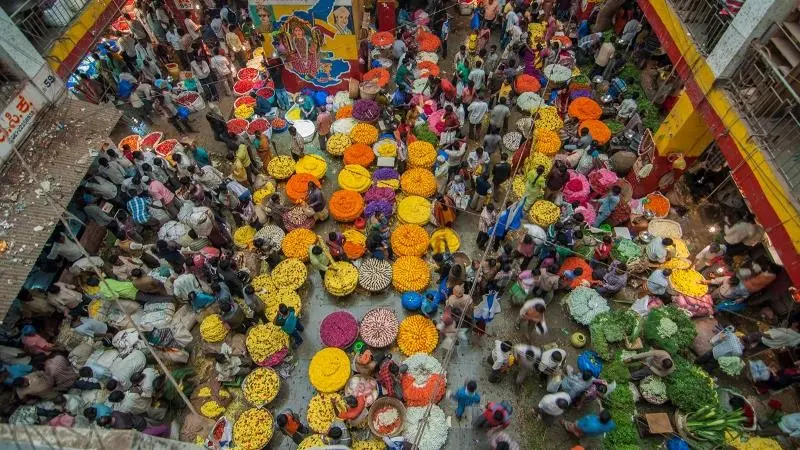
[0,82,47,164]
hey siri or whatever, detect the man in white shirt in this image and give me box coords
[694,242,726,272]
[392,38,407,61]
[489,97,511,133]
[537,392,571,422]
[467,94,489,140]
[503,8,519,46]
[210,47,234,96]
[468,60,486,91]
[190,56,218,101]
[165,24,188,69]
[183,12,201,41]
[129,82,154,124]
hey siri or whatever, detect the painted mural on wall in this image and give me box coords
[249,0,358,91]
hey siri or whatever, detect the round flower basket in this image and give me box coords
[227,118,249,136]
[139,131,162,149]
[345,375,379,407]
[370,31,393,48]
[397,196,431,225]
[360,80,381,99]
[503,132,523,151]
[363,68,390,88]
[242,367,280,407]
[333,91,353,110]
[233,225,256,249]
[515,74,541,93]
[256,87,274,101]
[281,228,317,261]
[118,134,139,152]
[320,311,359,348]
[352,99,381,122]
[329,190,365,222]
[588,168,619,197]
[543,64,573,83]
[408,141,437,168]
[309,348,351,393]
[234,79,255,96]
[397,315,438,355]
[639,375,668,405]
[392,256,431,292]
[343,229,367,260]
[271,117,288,133]
[568,97,602,121]
[232,408,274,450]
[528,200,561,226]
[430,228,460,253]
[237,67,259,81]
[524,152,554,175]
[669,269,708,297]
[360,307,399,348]
[246,118,270,138]
[332,118,358,135]
[416,61,440,78]
[267,155,296,180]
[516,92,545,113]
[246,324,290,365]
[324,261,359,296]
[307,393,347,434]
[417,31,441,52]
[416,52,439,64]
[282,207,315,231]
[391,224,429,257]
[365,200,394,218]
[271,258,307,291]
[344,143,376,167]
[336,105,353,119]
[426,109,446,135]
[154,139,178,156]
[574,205,596,226]
[373,168,400,190]
[295,154,328,179]
[358,258,393,292]
[200,314,228,343]
[535,106,564,130]
[327,133,351,156]
[234,95,256,109]
[368,397,406,438]
[374,139,398,157]
[400,168,437,197]
[644,192,670,218]
[579,119,612,145]
[285,173,321,204]
[562,171,591,204]
[350,123,379,145]
[533,128,561,156]
[401,354,447,406]
[560,257,594,289]
[338,164,372,193]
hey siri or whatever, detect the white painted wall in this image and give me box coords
[707,0,796,78]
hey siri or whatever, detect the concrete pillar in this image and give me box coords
[707,0,796,79]
[0,9,48,80]
[653,91,713,157]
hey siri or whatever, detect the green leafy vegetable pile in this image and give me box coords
[665,356,719,412]
[643,305,697,354]
[590,309,640,360]
[601,353,640,450]
[413,124,439,147]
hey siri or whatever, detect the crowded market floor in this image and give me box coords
[3,1,799,450]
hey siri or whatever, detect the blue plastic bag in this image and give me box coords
[312,90,328,107]
[177,106,190,120]
[577,350,603,377]
[667,437,690,450]
[401,292,423,310]
[117,79,134,99]
[470,11,480,31]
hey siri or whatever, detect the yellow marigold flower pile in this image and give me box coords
[267,155,296,180]
[660,258,692,270]
[533,128,561,156]
[391,224,429,257]
[252,273,277,294]
[298,435,326,450]
[725,432,782,450]
[307,393,347,433]
[232,408,273,450]
[353,440,387,450]
[271,257,307,290]
[233,225,256,249]
[343,229,367,259]
[529,200,561,226]
[397,315,439,355]
[528,22,545,44]
[375,139,397,157]
[400,168,437,197]
[669,269,708,297]
[397,195,431,225]
[281,228,317,261]
[512,175,525,200]
[308,347,351,393]
[252,183,276,205]
[338,164,372,193]
[260,289,302,322]
[234,104,254,119]
[324,261,359,296]
[534,106,563,131]
[392,256,431,292]
[326,133,351,156]
[349,123,379,145]
[200,400,226,418]
[197,387,230,398]
[430,228,460,253]
[524,151,553,175]
[295,154,328,179]
[199,314,228,343]
[408,141,437,168]
[246,323,289,362]
[243,367,280,405]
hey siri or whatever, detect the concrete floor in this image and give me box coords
[104,11,653,450]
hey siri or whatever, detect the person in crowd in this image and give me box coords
[623,349,675,380]
[562,409,616,438]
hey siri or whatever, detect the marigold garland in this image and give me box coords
[397,196,431,225]
[267,155,296,180]
[515,74,542,93]
[338,164,372,193]
[397,315,438,355]
[430,228,460,253]
[533,128,562,156]
[285,173,321,204]
[307,393,347,434]
[418,30,441,52]
[281,228,317,261]
[271,258,307,290]
[349,123,379,145]
[233,225,256,249]
[374,139,398,157]
[326,133,351,156]
[392,256,431,292]
[246,323,290,363]
[401,372,447,406]
[407,141,437,168]
[308,347,351,393]
[335,105,353,120]
[324,261,359,296]
[670,269,708,297]
[343,229,367,259]
[298,435,326,450]
[260,289,302,322]
[524,151,554,175]
[400,168,437,197]
[391,224,429,257]
[232,408,273,450]
[559,256,593,288]
[370,31,393,47]
[416,61,441,78]
[343,143,376,167]
[242,367,280,406]
[362,67,390,87]
[252,183,276,204]
[579,119,612,145]
[528,200,561,226]
[534,106,564,131]
[329,190,365,222]
[199,314,228,343]
[295,154,328,179]
[568,97,602,121]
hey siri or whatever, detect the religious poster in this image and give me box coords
[249,0,359,92]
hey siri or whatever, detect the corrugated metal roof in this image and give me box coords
[0,98,122,320]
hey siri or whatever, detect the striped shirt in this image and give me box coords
[127,196,151,224]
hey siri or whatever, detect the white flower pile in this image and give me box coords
[331,118,357,135]
[543,64,572,83]
[416,52,439,64]
[516,92,545,112]
[404,405,449,450]
[333,91,353,111]
[639,375,668,404]
[567,287,609,325]
[403,353,443,384]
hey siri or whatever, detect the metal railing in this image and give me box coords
[669,0,735,54]
[724,43,800,201]
[6,0,88,53]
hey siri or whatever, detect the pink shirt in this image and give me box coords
[22,334,53,355]
[316,112,333,136]
[148,180,175,205]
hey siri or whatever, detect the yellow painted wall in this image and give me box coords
[653,91,713,157]
[47,0,115,72]
[649,0,800,252]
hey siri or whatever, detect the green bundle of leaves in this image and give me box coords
[665,356,719,412]
[590,310,639,360]
[604,119,624,135]
[643,305,697,354]
[413,124,439,147]
[601,353,640,449]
